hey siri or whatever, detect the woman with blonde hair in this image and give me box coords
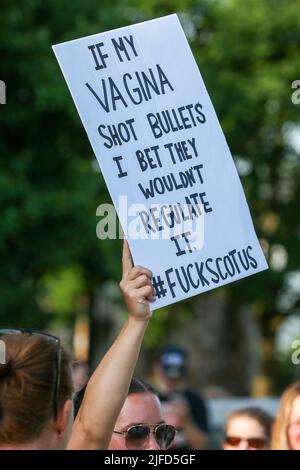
[272,382,300,450]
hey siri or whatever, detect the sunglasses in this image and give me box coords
[0,328,61,419]
[113,423,177,450]
[224,435,266,449]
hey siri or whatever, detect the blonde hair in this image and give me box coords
[271,382,300,450]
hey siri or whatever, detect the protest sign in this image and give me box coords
[53,14,268,310]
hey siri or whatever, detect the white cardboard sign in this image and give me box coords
[53,14,268,310]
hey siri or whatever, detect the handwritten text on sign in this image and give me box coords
[53,14,268,310]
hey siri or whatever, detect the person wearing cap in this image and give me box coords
[151,345,209,450]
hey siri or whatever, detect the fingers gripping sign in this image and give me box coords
[120,240,155,320]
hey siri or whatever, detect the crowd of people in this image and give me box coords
[0,241,299,450]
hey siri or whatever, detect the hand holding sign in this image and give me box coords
[119,240,154,321]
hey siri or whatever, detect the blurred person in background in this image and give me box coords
[272,382,300,450]
[0,241,154,449]
[74,377,177,450]
[151,345,209,449]
[223,407,273,450]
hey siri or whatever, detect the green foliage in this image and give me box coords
[38,266,86,320]
[0,0,129,325]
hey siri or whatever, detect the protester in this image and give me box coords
[109,377,176,450]
[74,377,176,450]
[0,240,154,450]
[272,382,300,450]
[223,407,273,450]
[151,345,209,449]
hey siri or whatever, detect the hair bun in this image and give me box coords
[0,360,13,381]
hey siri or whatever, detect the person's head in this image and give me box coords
[0,330,73,449]
[154,345,188,393]
[272,382,300,450]
[223,407,273,450]
[108,377,176,450]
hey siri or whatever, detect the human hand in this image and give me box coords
[119,240,155,321]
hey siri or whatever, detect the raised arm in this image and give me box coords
[68,240,155,449]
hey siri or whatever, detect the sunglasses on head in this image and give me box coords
[113,423,177,450]
[224,435,266,449]
[0,328,61,419]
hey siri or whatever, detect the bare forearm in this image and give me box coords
[68,240,154,450]
[68,317,148,449]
